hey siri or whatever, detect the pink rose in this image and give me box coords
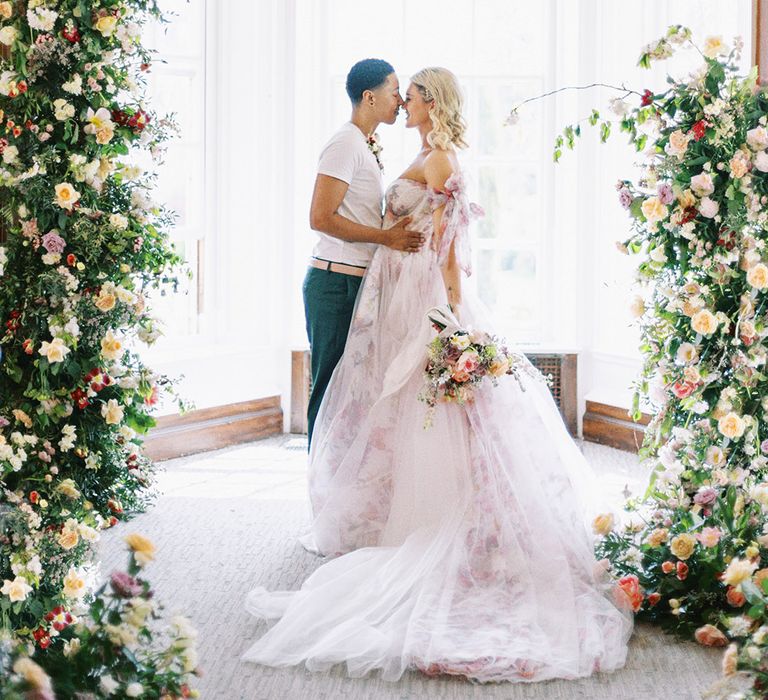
[41,231,66,254]
[455,349,480,375]
[694,487,717,507]
[696,527,722,548]
[671,380,696,399]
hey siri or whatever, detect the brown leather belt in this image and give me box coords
[309,257,367,277]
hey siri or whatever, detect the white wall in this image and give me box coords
[145,0,753,434]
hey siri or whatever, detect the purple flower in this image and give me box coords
[657,182,675,205]
[693,486,718,507]
[41,231,66,254]
[110,570,144,598]
[761,439,768,455]
[618,188,633,209]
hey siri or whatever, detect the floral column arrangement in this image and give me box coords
[0,0,192,689]
[534,27,768,697]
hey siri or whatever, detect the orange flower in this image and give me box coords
[694,624,728,647]
[616,574,643,612]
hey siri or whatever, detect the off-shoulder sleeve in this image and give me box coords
[427,172,484,277]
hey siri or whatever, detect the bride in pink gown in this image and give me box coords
[243,67,632,683]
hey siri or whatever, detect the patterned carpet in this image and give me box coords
[98,436,724,699]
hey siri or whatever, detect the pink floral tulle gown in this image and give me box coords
[243,173,633,683]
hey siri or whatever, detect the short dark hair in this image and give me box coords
[345,59,395,105]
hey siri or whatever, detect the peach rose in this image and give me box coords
[124,533,156,566]
[718,412,746,439]
[58,527,79,550]
[666,129,690,159]
[645,528,669,547]
[95,292,117,312]
[677,189,696,208]
[747,263,768,290]
[722,643,738,676]
[730,151,750,179]
[691,308,718,336]
[694,624,728,647]
[0,2,12,19]
[661,560,675,574]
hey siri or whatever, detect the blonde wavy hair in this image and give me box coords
[410,67,468,150]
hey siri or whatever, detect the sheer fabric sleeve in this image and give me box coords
[426,172,484,277]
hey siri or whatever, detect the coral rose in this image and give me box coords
[694,624,728,647]
[616,574,643,612]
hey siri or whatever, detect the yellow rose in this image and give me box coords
[54,182,81,210]
[96,124,115,145]
[488,357,509,377]
[39,337,71,363]
[641,196,669,223]
[645,527,669,547]
[58,527,79,550]
[0,2,13,19]
[703,35,727,59]
[125,533,156,566]
[747,263,768,290]
[592,513,614,536]
[691,309,718,336]
[95,292,117,312]
[670,533,696,560]
[63,569,87,599]
[722,557,757,587]
[101,330,123,361]
[718,412,746,439]
[56,478,81,499]
[94,14,118,36]
[101,398,124,425]
[677,189,696,208]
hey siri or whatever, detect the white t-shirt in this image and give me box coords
[312,122,383,267]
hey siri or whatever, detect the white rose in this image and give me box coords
[101,399,124,425]
[754,151,768,173]
[690,172,715,197]
[699,197,719,218]
[109,213,129,230]
[649,246,668,264]
[0,26,18,46]
[676,342,698,364]
[125,683,144,697]
[54,182,81,211]
[99,675,119,696]
[747,127,768,151]
[2,144,18,165]
[62,74,83,95]
[53,98,75,122]
[629,295,645,318]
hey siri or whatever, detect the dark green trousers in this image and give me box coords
[303,267,363,447]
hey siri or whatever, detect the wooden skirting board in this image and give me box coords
[582,400,651,453]
[143,396,283,461]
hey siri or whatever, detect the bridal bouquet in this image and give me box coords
[418,306,541,428]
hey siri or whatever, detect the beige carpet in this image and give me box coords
[98,437,723,699]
